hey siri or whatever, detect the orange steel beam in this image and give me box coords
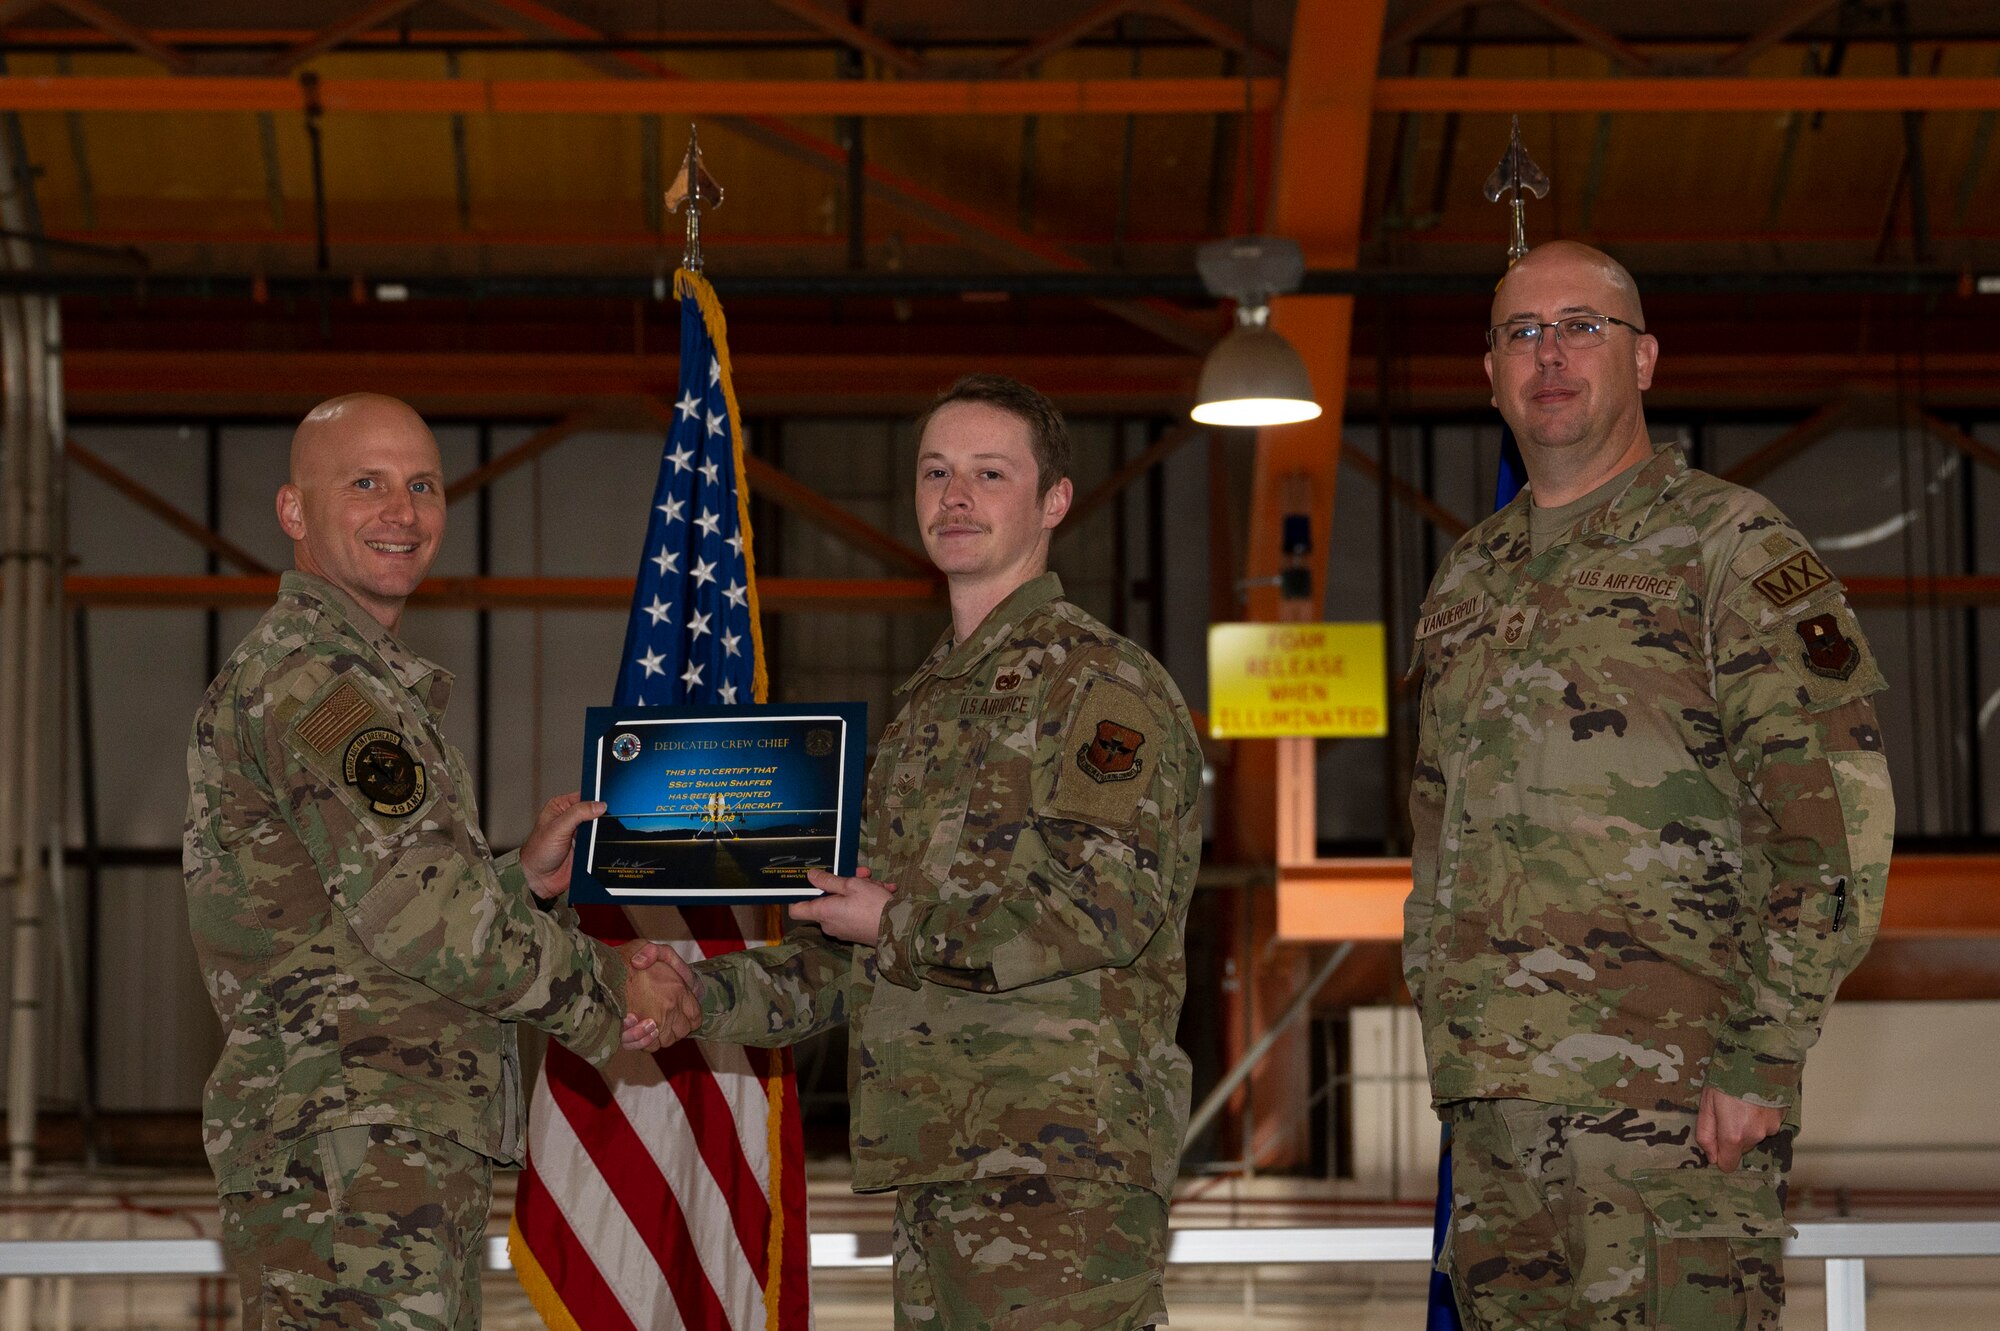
[0,74,1282,115]
[64,438,274,575]
[62,351,1203,417]
[1140,0,1284,68]
[1382,0,1483,55]
[764,0,926,76]
[997,0,1133,77]
[1721,398,1853,487]
[1277,859,1413,942]
[1846,576,2000,607]
[616,395,942,580]
[1506,0,1653,73]
[1056,423,1198,535]
[1339,352,2000,412]
[1244,1,1382,624]
[1372,77,2000,113]
[1229,0,1387,1180]
[442,407,601,505]
[60,351,2000,417]
[1908,406,2000,478]
[1276,855,2000,943]
[262,0,431,76]
[61,574,942,613]
[440,0,1220,354]
[440,0,680,81]
[740,455,940,580]
[1714,0,1842,74]
[47,0,193,75]
[1339,445,1472,540]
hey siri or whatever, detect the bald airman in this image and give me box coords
[185,393,701,1329]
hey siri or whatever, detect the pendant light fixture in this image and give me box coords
[1190,235,1322,427]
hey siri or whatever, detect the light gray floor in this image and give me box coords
[2,1167,1994,1329]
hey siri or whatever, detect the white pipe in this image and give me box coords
[1825,1257,1868,1331]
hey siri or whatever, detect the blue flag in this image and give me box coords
[614,269,766,710]
[1424,420,1523,1330]
[1495,420,1528,509]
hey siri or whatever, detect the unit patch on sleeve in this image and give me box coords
[1045,670,1162,831]
[343,728,428,817]
[1751,548,1835,609]
[1078,720,1146,784]
[1797,613,1859,681]
[294,680,377,756]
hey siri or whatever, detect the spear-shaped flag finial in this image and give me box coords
[666,124,725,273]
[1482,115,1550,268]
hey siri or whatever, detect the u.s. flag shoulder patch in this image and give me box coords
[294,679,377,755]
[1750,548,1835,610]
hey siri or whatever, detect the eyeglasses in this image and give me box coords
[1486,314,1645,354]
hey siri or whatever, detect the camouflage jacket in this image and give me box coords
[695,573,1203,1197]
[1406,445,1893,1117]
[184,572,629,1193]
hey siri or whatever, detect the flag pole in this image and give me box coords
[1426,116,1550,1331]
[668,125,793,1331]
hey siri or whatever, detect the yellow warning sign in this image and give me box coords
[1207,623,1388,739]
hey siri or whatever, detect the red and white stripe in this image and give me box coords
[513,903,813,1330]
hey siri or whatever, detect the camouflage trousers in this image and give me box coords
[890,1175,1168,1331]
[218,1124,493,1331]
[1441,1100,1793,1331]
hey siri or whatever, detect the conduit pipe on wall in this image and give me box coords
[0,107,64,1331]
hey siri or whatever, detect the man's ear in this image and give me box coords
[276,484,306,541]
[1482,349,1497,407]
[1633,333,1659,392]
[1041,476,1073,530]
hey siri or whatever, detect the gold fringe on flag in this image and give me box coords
[676,267,770,710]
[678,263,792,1330]
[507,1217,584,1331]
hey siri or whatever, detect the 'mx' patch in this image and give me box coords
[1751,548,1835,609]
[343,728,428,817]
[1797,613,1858,681]
[1078,719,1147,784]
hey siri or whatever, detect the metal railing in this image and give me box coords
[0,1222,1991,1331]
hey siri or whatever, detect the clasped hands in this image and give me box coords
[616,940,704,1053]
[616,868,895,1053]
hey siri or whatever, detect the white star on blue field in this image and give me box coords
[613,311,755,709]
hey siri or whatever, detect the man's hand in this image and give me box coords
[791,866,895,946]
[616,940,702,1052]
[1696,1084,1784,1173]
[521,791,606,901]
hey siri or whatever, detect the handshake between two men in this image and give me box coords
[521,790,896,1055]
[613,866,897,1051]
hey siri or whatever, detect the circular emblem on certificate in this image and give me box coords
[342,728,427,817]
[611,732,643,763]
[806,728,836,757]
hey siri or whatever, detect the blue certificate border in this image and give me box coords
[569,701,867,905]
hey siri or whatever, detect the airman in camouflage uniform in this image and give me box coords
[1406,244,1893,1329]
[684,376,1203,1331]
[185,394,695,1329]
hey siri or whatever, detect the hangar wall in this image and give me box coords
[16,410,1999,1179]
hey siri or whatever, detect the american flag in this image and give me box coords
[510,269,812,1330]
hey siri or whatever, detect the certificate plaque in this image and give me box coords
[569,703,867,905]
